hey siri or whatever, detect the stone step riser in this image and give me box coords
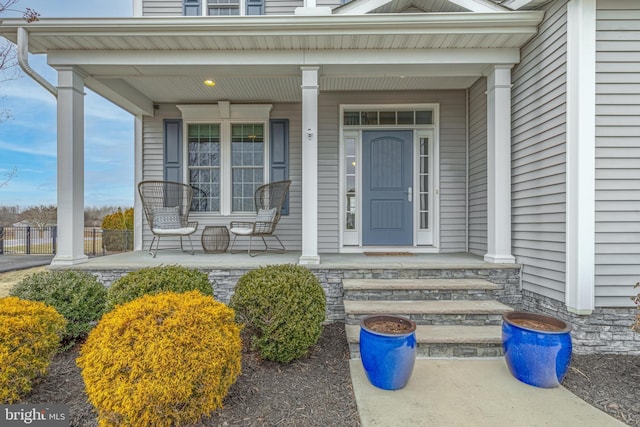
[344,289,497,301]
[345,313,505,326]
[349,342,504,359]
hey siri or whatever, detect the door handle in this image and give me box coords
[407,186,412,202]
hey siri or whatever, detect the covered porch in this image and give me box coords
[0,9,545,267]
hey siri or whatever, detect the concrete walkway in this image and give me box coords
[0,255,53,273]
[350,358,626,427]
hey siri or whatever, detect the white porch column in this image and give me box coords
[565,0,596,314]
[484,65,516,264]
[134,114,144,251]
[52,67,88,266]
[299,67,320,265]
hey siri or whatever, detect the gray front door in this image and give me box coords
[362,130,413,246]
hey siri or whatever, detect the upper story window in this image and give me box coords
[183,0,263,16]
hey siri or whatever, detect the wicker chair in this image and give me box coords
[229,180,291,256]
[138,180,198,257]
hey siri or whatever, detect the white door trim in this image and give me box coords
[338,103,440,252]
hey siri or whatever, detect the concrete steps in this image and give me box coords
[343,278,513,358]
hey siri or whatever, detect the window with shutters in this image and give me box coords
[183,0,264,16]
[186,122,264,213]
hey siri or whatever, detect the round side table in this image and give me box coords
[201,226,230,254]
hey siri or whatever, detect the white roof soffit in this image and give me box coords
[0,13,544,54]
[0,13,544,114]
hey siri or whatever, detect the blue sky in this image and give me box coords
[0,0,134,208]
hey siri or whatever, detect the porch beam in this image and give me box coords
[299,66,320,265]
[565,0,596,314]
[51,67,88,266]
[484,65,515,264]
[85,77,154,116]
[48,48,522,67]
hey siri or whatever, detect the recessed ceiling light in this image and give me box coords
[204,79,216,87]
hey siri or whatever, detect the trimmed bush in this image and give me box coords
[106,265,212,310]
[101,208,134,252]
[10,270,107,349]
[230,264,326,363]
[0,297,66,403]
[77,291,242,427]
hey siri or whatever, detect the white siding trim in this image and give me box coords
[566,0,596,313]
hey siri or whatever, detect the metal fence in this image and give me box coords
[0,226,133,256]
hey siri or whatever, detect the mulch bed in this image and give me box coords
[21,323,640,427]
[563,353,640,427]
[22,322,361,427]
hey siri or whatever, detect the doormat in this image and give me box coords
[363,252,415,256]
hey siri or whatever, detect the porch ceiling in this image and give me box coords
[0,12,543,113]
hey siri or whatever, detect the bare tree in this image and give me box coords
[0,167,16,188]
[18,204,56,237]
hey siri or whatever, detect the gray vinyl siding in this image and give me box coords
[264,0,302,15]
[317,90,468,253]
[595,0,640,307]
[511,0,568,302]
[140,103,303,251]
[142,0,182,16]
[468,77,487,256]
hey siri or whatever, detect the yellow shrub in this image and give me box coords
[77,291,242,427]
[0,297,66,403]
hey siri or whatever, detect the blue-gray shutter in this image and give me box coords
[184,0,201,15]
[164,119,183,182]
[270,119,289,215]
[246,0,264,15]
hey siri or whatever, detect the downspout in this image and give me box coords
[17,27,58,97]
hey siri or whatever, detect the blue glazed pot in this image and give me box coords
[502,311,572,388]
[360,315,417,390]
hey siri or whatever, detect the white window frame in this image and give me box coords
[177,103,272,216]
[202,0,245,16]
[339,103,440,251]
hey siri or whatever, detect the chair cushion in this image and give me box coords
[152,206,181,229]
[229,227,254,236]
[152,226,196,235]
[256,208,277,223]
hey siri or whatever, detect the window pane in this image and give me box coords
[397,111,414,125]
[416,110,433,124]
[231,124,264,212]
[361,111,378,125]
[344,111,360,126]
[188,124,220,212]
[379,111,395,125]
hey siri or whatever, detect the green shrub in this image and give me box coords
[10,270,106,349]
[0,297,66,403]
[101,208,134,251]
[77,291,242,427]
[230,264,326,363]
[106,265,212,310]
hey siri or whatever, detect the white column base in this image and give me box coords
[299,255,321,265]
[51,255,89,266]
[483,253,516,264]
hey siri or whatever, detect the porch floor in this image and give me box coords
[59,251,519,271]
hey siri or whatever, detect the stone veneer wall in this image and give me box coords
[88,266,521,323]
[520,290,640,355]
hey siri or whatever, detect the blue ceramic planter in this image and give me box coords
[360,315,417,390]
[502,311,572,388]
